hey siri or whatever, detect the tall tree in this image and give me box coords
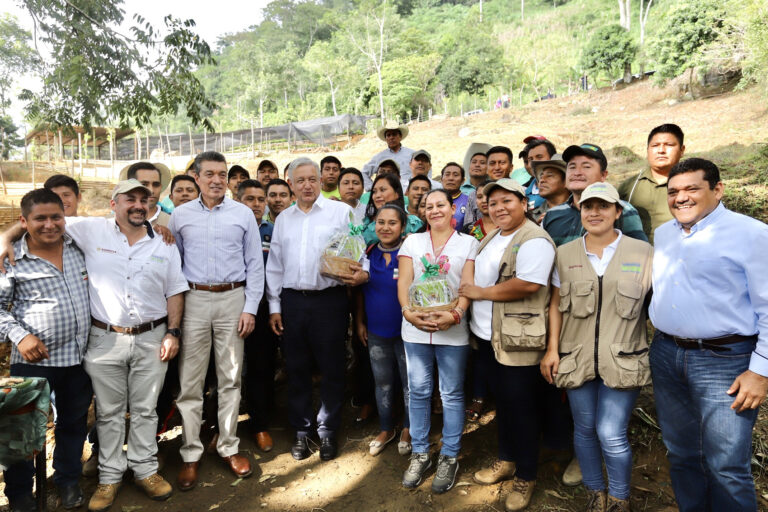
[0,14,39,116]
[344,0,399,122]
[19,0,216,130]
[618,0,631,30]
[304,41,347,116]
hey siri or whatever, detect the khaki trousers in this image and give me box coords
[177,288,245,462]
[83,324,167,484]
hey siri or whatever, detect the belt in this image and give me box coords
[661,331,757,351]
[91,316,168,335]
[188,281,246,292]
[284,286,341,296]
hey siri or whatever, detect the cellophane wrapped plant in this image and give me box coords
[320,213,366,279]
[408,254,457,311]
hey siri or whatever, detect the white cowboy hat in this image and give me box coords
[377,121,409,142]
[462,142,493,175]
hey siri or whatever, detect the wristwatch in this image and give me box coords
[166,328,181,338]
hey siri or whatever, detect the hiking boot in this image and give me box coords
[88,483,120,512]
[59,484,85,509]
[431,454,459,494]
[562,456,582,486]
[135,473,172,501]
[504,477,535,511]
[586,489,607,512]
[473,459,516,485]
[606,495,631,512]
[402,452,432,488]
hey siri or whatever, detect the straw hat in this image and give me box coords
[462,142,492,175]
[119,162,172,192]
[377,121,409,142]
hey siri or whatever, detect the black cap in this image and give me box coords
[562,143,607,170]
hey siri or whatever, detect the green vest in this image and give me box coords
[478,220,555,367]
[554,235,653,389]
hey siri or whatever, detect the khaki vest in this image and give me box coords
[478,220,555,367]
[554,235,653,389]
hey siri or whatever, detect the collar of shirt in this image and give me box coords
[17,233,74,260]
[147,207,160,224]
[581,230,622,271]
[672,202,725,237]
[195,195,230,212]
[638,167,668,186]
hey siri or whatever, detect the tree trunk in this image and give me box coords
[377,66,385,123]
[521,0,524,20]
[0,160,7,195]
[624,62,632,84]
[329,77,338,116]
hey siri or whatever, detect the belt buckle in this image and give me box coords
[125,326,138,335]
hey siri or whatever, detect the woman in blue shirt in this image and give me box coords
[362,174,423,245]
[355,203,412,457]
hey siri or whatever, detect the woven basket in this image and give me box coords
[320,255,359,279]
[410,297,459,313]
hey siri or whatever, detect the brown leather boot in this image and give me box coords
[586,489,607,512]
[177,461,200,491]
[606,495,631,512]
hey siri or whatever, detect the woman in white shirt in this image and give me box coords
[397,188,478,494]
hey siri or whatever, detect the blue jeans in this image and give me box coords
[4,364,92,502]
[368,333,409,431]
[650,332,759,512]
[566,378,639,499]
[404,342,469,457]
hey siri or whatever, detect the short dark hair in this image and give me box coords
[523,139,557,159]
[21,188,64,217]
[320,156,342,170]
[126,162,160,180]
[486,146,514,163]
[44,174,79,196]
[366,174,405,221]
[228,164,250,181]
[648,123,684,147]
[441,162,465,181]
[471,152,487,161]
[668,158,720,190]
[407,174,432,191]
[194,151,226,175]
[377,160,400,177]
[236,179,264,199]
[170,174,199,193]
[339,167,364,184]
[266,178,291,195]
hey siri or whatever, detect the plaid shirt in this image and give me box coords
[0,234,90,367]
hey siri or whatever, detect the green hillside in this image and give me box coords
[160,0,766,132]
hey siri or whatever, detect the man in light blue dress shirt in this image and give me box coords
[649,158,768,512]
[362,123,413,190]
[169,151,264,491]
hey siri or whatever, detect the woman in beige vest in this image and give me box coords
[540,182,653,512]
[459,179,556,511]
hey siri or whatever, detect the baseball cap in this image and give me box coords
[378,159,401,175]
[112,179,152,200]
[483,178,527,199]
[523,135,546,144]
[411,149,431,162]
[562,143,608,170]
[531,154,567,183]
[579,182,620,205]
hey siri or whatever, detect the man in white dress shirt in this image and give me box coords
[267,157,369,462]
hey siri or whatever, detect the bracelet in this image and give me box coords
[401,305,413,313]
[454,306,466,317]
[450,310,461,325]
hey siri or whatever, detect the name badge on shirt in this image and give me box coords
[621,263,642,273]
[96,247,116,255]
[150,256,166,264]
[393,268,399,280]
[81,269,88,281]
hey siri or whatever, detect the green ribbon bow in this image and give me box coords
[348,222,365,236]
[420,256,441,279]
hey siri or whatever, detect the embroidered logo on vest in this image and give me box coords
[621,263,642,273]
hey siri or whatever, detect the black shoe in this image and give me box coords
[59,483,85,509]
[9,493,36,512]
[291,435,311,460]
[319,437,337,461]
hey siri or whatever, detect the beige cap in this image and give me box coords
[482,178,527,198]
[112,179,152,200]
[579,182,620,204]
[531,153,567,183]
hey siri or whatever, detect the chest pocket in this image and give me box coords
[569,280,595,318]
[137,255,167,288]
[615,280,644,320]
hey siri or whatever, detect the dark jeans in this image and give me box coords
[4,363,92,502]
[469,336,495,400]
[281,287,348,439]
[539,380,572,451]
[156,356,179,434]
[494,362,542,481]
[244,299,279,433]
[352,329,375,407]
[367,333,409,432]
[650,331,759,512]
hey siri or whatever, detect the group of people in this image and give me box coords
[0,121,766,512]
